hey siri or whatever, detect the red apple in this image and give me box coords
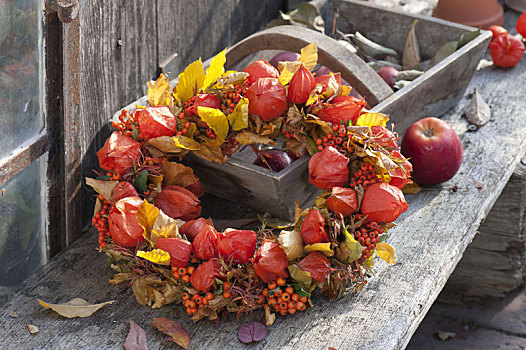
[401,117,463,185]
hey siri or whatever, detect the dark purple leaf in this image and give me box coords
[238,322,267,344]
[124,320,148,350]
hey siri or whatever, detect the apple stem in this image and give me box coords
[424,128,434,137]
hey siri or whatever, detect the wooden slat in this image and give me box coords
[44,12,66,257]
[156,0,285,75]
[0,134,48,187]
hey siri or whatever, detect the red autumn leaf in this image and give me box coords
[238,322,268,344]
[124,319,149,350]
[314,72,342,94]
[301,209,329,245]
[185,93,222,116]
[97,131,141,176]
[325,187,358,217]
[489,33,525,68]
[192,225,219,260]
[361,182,408,223]
[488,25,508,39]
[216,229,257,264]
[297,252,331,282]
[288,65,316,104]
[136,106,177,140]
[152,317,190,350]
[518,12,526,38]
[156,238,192,268]
[185,178,205,197]
[252,240,289,283]
[246,77,288,122]
[112,181,139,203]
[243,60,279,86]
[154,185,201,221]
[109,196,144,247]
[370,125,398,149]
[179,218,213,242]
[319,95,367,125]
[190,259,222,292]
[308,146,349,190]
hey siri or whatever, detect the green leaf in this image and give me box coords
[134,170,149,194]
[457,29,480,49]
[132,125,139,141]
[288,264,312,291]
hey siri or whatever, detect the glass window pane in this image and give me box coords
[0,156,47,302]
[0,0,44,159]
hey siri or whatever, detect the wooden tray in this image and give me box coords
[114,1,491,220]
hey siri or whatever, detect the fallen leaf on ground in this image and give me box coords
[402,182,421,194]
[124,319,149,350]
[264,305,276,326]
[473,179,484,189]
[152,317,190,349]
[238,322,267,344]
[37,298,115,318]
[25,322,39,334]
[437,330,456,341]
[9,312,17,318]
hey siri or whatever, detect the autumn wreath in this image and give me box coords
[86,43,412,325]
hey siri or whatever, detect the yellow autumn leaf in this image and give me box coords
[147,73,171,107]
[343,227,365,263]
[376,242,396,264]
[173,135,201,150]
[341,85,352,96]
[175,59,205,102]
[299,42,318,71]
[137,200,159,241]
[355,112,389,127]
[227,98,249,131]
[137,249,171,265]
[304,242,334,256]
[278,61,302,86]
[306,85,322,106]
[288,264,312,291]
[203,48,226,90]
[197,106,229,141]
[217,72,249,86]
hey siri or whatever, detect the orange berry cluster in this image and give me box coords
[92,194,112,248]
[350,162,380,189]
[112,109,145,140]
[315,124,351,154]
[182,290,215,316]
[220,84,247,114]
[352,219,383,264]
[261,278,308,316]
[171,265,195,284]
[174,118,191,136]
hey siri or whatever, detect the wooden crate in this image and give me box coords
[115,1,491,220]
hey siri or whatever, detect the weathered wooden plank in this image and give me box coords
[440,160,526,300]
[156,0,285,75]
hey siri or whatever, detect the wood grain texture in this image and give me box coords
[441,160,526,301]
[2,11,526,346]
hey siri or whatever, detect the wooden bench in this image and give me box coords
[2,4,526,350]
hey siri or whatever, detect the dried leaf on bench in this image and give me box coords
[403,20,421,70]
[238,322,268,344]
[9,311,17,318]
[465,87,491,127]
[375,242,396,264]
[431,41,458,67]
[25,322,39,334]
[152,317,190,349]
[37,298,115,318]
[437,330,456,341]
[402,182,421,194]
[85,178,118,202]
[124,320,149,350]
[161,162,198,189]
[235,131,276,146]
